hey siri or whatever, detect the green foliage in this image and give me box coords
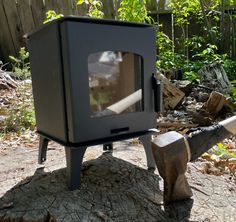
[156,32,210,81]
[77,0,104,18]
[165,0,236,83]
[156,31,185,70]
[4,105,35,133]
[43,10,63,24]
[156,30,233,82]
[181,35,228,80]
[230,87,236,105]
[214,143,236,158]
[1,83,35,134]
[169,0,203,27]
[183,71,199,81]
[223,59,236,81]
[192,44,225,65]
[169,0,222,27]
[185,35,206,55]
[9,47,30,79]
[184,45,226,80]
[118,0,152,23]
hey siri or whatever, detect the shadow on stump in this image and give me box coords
[0,152,193,222]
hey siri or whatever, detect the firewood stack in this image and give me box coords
[157,60,235,132]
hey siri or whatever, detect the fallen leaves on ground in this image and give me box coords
[0,80,37,152]
[201,147,236,179]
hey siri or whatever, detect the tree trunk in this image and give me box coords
[199,0,215,44]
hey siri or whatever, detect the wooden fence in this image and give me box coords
[0,0,236,64]
[0,0,116,63]
[0,0,159,62]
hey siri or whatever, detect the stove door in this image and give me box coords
[88,51,143,118]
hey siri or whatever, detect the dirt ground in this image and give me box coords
[0,139,236,222]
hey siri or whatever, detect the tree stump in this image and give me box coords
[1,144,236,222]
[199,61,231,93]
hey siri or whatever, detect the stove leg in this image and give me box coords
[103,143,113,151]
[38,136,49,164]
[65,146,87,190]
[139,134,156,171]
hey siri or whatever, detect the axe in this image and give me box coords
[151,115,236,204]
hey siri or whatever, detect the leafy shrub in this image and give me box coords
[1,83,35,134]
[44,10,63,24]
[214,142,236,158]
[9,47,30,79]
[223,59,236,81]
[156,31,186,71]
[230,86,236,105]
[77,0,104,18]
[191,44,225,64]
[118,0,152,23]
[4,105,35,133]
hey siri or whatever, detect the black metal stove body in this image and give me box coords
[28,16,161,190]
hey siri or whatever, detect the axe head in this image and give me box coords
[151,131,193,204]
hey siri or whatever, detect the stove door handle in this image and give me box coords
[152,74,163,113]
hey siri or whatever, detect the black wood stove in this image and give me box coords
[28,16,161,190]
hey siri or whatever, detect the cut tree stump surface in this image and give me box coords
[0,141,236,222]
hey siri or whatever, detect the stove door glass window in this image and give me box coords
[88,51,143,117]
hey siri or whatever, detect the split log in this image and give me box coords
[203,91,228,116]
[157,72,185,109]
[0,70,17,90]
[175,80,194,96]
[199,61,231,93]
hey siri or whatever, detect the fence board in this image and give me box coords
[16,0,35,35]
[0,0,16,61]
[59,0,73,15]
[30,0,44,27]
[223,16,231,55]
[1,0,236,63]
[232,19,236,58]
[44,0,60,14]
[70,0,79,15]
[76,2,88,16]
[51,0,64,15]
[2,0,22,55]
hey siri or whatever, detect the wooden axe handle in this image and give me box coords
[219,115,236,135]
[187,115,236,161]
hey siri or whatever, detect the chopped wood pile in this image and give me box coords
[157,61,235,132]
[157,61,236,182]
